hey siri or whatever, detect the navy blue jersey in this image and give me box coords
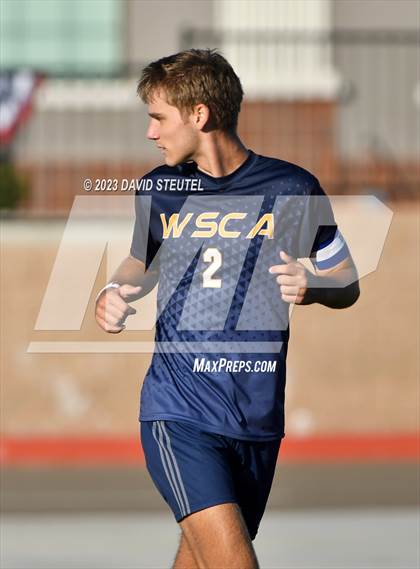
[130,150,349,440]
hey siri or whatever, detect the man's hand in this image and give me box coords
[269,251,311,304]
[95,284,142,333]
[269,250,360,309]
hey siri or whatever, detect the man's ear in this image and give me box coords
[194,104,210,129]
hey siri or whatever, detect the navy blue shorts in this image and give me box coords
[140,419,281,540]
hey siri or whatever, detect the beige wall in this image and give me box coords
[126,0,213,65]
[287,202,419,435]
[333,0,420,30]
[1,203,418,436]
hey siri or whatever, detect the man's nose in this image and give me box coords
[147,120,159,140]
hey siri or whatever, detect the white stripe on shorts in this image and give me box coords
[152,421,187,517]
[159,421,191,516]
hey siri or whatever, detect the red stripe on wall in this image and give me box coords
[280,433,420,462]
[0,437,144,467]
[0,433,418,467]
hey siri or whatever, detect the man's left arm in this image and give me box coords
[269,250,360,309]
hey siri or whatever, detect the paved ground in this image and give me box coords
[1,464,419,568]
[1,508,419,569]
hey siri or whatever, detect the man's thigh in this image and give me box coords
[180,502,259,569]
[141,419,280,541]
[140,420,237,521]
[231,437,281,540]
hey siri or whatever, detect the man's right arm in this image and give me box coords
[107,254,159,297]
[95,255,159,334]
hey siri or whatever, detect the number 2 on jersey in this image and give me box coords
[202,248,222,288]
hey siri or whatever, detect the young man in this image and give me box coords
[95,49,359,569]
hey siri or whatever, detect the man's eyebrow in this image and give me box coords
[148,112,164,119]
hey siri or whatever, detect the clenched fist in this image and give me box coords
[95,284,142,333]
[269,251,312,305]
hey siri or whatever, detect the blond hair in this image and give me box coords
[137,49,244,132]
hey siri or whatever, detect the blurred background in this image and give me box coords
[1,1,419,568]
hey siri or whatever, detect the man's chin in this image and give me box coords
[163,150,194,167]
[164,155,182,167]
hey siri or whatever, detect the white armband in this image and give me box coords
[95,282,120,302]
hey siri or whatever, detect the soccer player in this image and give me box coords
[95,49,359,569]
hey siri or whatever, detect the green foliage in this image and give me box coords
[0,162,28,210]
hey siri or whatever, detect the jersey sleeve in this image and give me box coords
[297,178,349,270]
[129,188,160,271]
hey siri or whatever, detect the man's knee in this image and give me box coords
[173,533,198,569]
[179,502,259,569]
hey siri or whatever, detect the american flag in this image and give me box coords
[0,70,42,145]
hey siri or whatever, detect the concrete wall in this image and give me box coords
[126,0,213,65]
[333,0,420,30]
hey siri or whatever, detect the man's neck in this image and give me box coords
[194,133,249,178]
